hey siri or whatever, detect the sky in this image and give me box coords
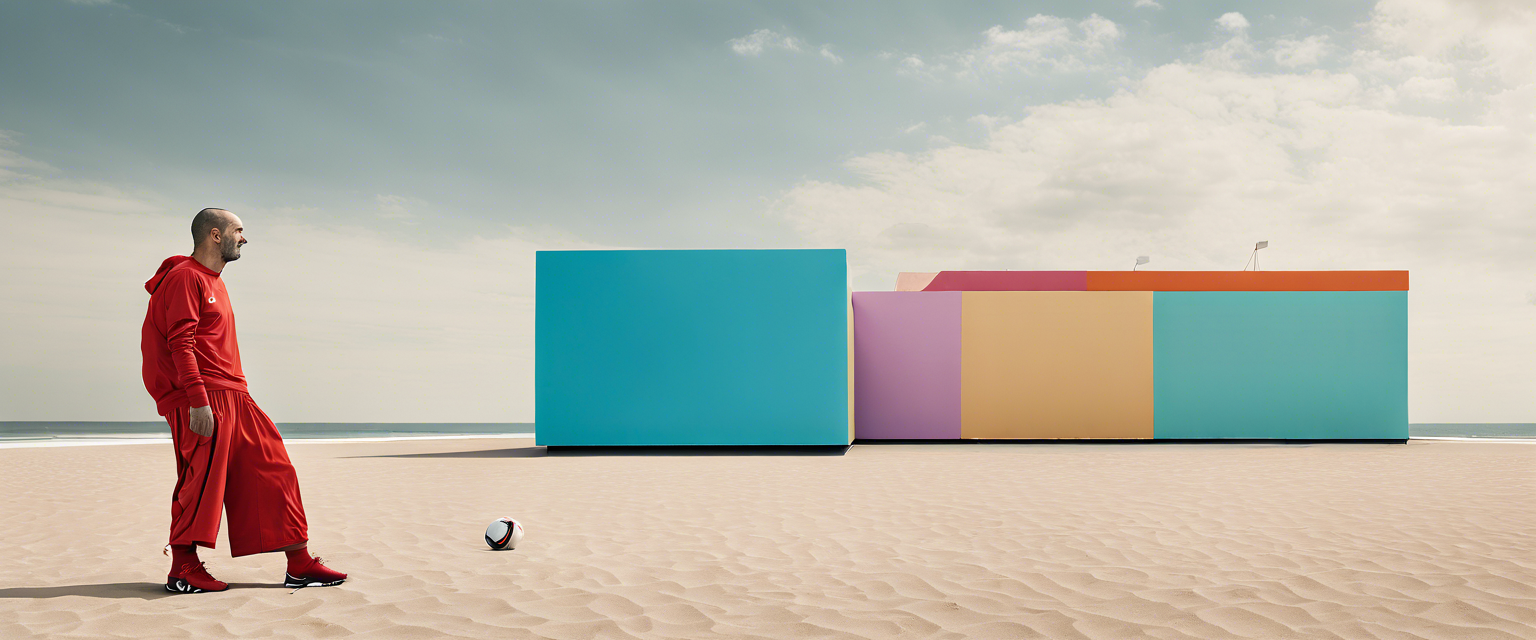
[1,0,1532,423]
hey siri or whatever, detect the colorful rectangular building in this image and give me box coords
[536,249,853,447]
[858,271,1408,440]
[537,259,1407,445]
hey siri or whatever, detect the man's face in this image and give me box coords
[218,215,247,262]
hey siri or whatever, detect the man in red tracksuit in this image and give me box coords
[142,208,347,593]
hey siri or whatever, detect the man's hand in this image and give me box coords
[189,405,216,437]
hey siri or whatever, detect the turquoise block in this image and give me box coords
[1154,291,1408,439]
[536,250,850,446]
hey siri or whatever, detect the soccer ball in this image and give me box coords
[484,517,524,550]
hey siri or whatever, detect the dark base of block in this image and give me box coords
[545,444,851,456]
[853,438,1409,445]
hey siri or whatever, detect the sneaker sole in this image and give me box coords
[284,573,346,588]
[165,577,226,593]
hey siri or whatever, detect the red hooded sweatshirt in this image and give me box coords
[141,256,249,416]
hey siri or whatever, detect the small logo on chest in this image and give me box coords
[208,296,217,304]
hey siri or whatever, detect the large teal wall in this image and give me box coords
[1153,291,1408,439]
[536,250,851,446]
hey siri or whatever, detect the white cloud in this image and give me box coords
[969,114,1005,130]
[1133,0,1163,9]
[775,0,1536,422]
[1202,17,1257,70]
[888,14,1128,79]
[0,131,56,179]
[949,14,1123,77]
[1217,12,1251,32]
[1370,0,1536,86]
[0,141,605,422]
[1273,35,1333,68]
[1399,75,1459,101]
[729,29,804,57]
[730,29,846,65]
[153,18,188,34]
[1346,49,1460,108]
[1201,42,1254,70]
[1079,15,1122,50]
[1354,0,1536,110]
[375,193,420,220]
[1351,51,1456,80]
[897,55,946,78]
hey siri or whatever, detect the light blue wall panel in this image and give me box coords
[536,250,850,446]
[1154,291,1408,440]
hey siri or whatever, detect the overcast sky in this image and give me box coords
[2,0,1532,423]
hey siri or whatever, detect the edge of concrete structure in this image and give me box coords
[545,445,851,456]
[852,438,1409,445]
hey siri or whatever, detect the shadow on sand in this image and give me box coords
[0,582,287,600]
[352,445,850,458]
[349,446,549,459]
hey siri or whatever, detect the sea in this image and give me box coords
[0,422,533,447]
[0,422,1531,447]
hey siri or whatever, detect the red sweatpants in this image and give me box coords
[166,390,308,557]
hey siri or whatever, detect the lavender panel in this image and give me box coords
[852,292,962,439]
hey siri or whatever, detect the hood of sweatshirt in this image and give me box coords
[145,256,196,295]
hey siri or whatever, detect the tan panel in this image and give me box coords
[961,292,1154,439]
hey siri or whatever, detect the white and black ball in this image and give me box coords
[484,517,524,550]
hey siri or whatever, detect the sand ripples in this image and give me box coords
[2,439,1533,638]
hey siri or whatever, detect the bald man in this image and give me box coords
[141,208,347,593]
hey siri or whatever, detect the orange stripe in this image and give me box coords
[1085,271,1408,291]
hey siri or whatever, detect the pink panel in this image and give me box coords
[895,272,938,291]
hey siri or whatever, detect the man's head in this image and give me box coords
[190,208,246,262]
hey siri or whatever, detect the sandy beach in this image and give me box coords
[1,438,1533,639]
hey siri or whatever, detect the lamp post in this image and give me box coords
[1244,241,1268,271]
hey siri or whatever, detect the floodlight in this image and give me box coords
[1244,241,1270,271]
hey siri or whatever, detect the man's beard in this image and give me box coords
[221,236,242,262]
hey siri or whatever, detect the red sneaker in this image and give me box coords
[284,556,347,588]
[166,561,229,593]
